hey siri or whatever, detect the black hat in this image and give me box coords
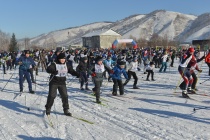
[150,61,154,65]
[95,56,103,62]
[24,50,30,54]
[57,53,66,59]
[118,61,126,66]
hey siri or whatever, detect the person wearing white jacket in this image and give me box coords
[123,56,139,89]
[146,62,155,81]
[159,52,169,72]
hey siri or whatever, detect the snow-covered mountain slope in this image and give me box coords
[22,10,210,47]
[0,59,210,139]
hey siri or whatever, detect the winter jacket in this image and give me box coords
[111,65,128,80]
[76,60,88,73]
[205,53,210,64]
[126,61,138,72]
[47,61,79,85]
[103,59,115,68]
[18,56,36,71]
[146,64,155,71]
[179,53,193,68]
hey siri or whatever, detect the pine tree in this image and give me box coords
[9,33,18,52]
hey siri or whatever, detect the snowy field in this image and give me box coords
[0,58,210,140]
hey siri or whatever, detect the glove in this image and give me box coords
[52,70,58,75]
[33,66,37,70]
[18,61,23,65]
[198,69,202,73]
[110,70,114,74]
[91,72,96,77]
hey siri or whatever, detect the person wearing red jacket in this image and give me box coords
[178,48,195,98]
[179,54,205,91]
[205,49,210,76]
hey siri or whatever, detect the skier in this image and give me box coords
[179,54,205,91]
[145,61,155,81]
[17,50,36,93]
[111,61,128,96]
[91,56,110,103]
[159,51,169,72]
[178,47,195,98]
[103,55,115,82]
[76,57,90,90]
[45,52,79,116]
[123,56,140,89]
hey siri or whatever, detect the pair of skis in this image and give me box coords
[43,111,94,129]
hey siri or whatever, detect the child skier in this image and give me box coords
[123,56,140,89]
[91,56,111,103]
[111,61,128,96]
[145,61,155,81]
[45,52,79,116]
[76,57,90,90]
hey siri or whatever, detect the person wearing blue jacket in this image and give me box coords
[17,50,36,93]
[103,55,116,81]
[111,61,128,96]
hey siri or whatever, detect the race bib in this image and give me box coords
[95,64,105,73]
[56,63,68,77]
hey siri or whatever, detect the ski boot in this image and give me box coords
[46,108,51,115]
[96,99,101,104]
[133,85,139,89]
[29,90,35,94]
[112,92,117,96]
[187,88,196,94]
[182,90,189,98]
[64,109,72,116]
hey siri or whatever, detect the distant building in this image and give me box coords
[82,29,121,49]
[192,39,210,51]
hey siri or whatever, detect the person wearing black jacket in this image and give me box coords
[45,52,79,116]
[76,57,90,90]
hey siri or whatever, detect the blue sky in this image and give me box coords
[0,0,209,39]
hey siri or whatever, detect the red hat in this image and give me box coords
[188,48,195,53]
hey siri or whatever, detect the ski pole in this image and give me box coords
[200,78,210,84]
[195,59,205,88]
[1,72,14,91]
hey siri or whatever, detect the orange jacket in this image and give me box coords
[205,53,210,63]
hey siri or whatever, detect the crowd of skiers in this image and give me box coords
[1,46,210,116]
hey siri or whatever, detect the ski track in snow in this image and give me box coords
[0,59,210,140]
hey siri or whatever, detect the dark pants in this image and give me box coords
[19,70,32,91]
[80,72,88,88]
[170,58,174,67]
[3,64,6,74]
[92,79,102,100]
[113,79,124,95]
[146,70,154,80]
[45,84,69,110]
[123,71,138,86]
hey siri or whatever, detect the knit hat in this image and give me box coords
[118,61,126,66]
[24,50,30,54]
[149,61,154,65]
[57,53,66,59]
[95,56,103,62]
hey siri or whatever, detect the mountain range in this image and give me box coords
[25,10,210,48]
